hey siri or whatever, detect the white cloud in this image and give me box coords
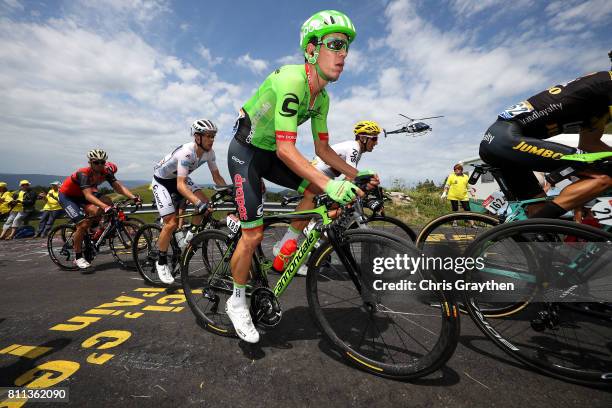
[276,53,302,66]
[545,0,612,30]
[0,16,246,179]
[236,53,269,75]
[197,45,223,66]
[450,0,502,17]
[2,0,23,11]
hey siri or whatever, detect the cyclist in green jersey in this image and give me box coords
[226,10,378,343]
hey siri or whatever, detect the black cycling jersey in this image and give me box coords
[498,71,612,138]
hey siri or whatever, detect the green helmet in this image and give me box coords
[300,10,356,59]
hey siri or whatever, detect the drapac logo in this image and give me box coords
[234,174,248,220]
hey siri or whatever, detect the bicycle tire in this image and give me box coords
[351,214,417,242]
[109,221,139,270]
[416,212,500,249]
[306,229,460,379]
[47,224,79,270]
[181,229,241,336]
[463,219,612,387]
[132,223,180,286]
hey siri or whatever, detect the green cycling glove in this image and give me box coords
[325,179,358,205]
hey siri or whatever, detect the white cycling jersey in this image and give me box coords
[153,142,218,179]
[311,140,362,178]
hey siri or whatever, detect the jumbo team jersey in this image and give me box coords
[498,71,612,139]
[60,167,117,198]
[238,64,330,151]
[153,142,218,179]
[311,140,361,178]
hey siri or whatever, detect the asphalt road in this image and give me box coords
[0,236,610,408]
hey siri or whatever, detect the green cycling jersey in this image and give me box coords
[241,64,330,151]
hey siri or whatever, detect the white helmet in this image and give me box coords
[191,119,218,137]
[87,149,108,161]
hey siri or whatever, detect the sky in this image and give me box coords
[0,0,610,187]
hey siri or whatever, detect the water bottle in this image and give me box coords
[272,239,298,272]
[174,229,186,249]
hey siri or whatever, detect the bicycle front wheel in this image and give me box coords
[109,221,139,270]
[463,219,612,387]
[352,214,417,242]
[306,229,460,379]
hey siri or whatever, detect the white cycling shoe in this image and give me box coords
[155,262,174,284]
[225,297,260,343]
[74,257,91,269]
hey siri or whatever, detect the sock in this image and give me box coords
[229,281,247,309]
[76,252,83,259]
[158,251,168,265]
[529,202,567,219]
[279,226,300,247]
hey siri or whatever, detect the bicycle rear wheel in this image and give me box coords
[306,229,460,379]
[463,219,612,387]
[132,223,180,285]
[47,224,79,270]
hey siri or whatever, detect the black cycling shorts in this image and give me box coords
[228,113,306,228]
[479,120,577,200]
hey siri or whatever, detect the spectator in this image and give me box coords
[0,182,11,222]
[34,181,64,238]
[441,164,475,226]
[1,180,36,240]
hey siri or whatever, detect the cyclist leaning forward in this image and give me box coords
[479,68,612,218]
[152,119,227,284]
[226,10,379,343]
[58,149,141,269]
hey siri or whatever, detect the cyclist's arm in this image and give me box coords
[206,150,227,186]
[210,169,227,186]
[176,176,208,206]
[315,141,358,180]
[578,125,611,152]
[83,187,111,210]
[110,180,138,200]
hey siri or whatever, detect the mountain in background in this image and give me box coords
[0,173,149,189]
[0,173,287,192]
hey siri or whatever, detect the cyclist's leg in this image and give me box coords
[480,120,578,216]
[58,193,92,256]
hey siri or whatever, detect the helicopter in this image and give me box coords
[384,114,444,136]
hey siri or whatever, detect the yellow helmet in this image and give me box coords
[0,182,7,188]
[20,180,30,186]
[353,120,382,137]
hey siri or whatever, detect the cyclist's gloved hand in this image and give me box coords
[132,195,142,205]
[325,180,358,205]
[194,200,209,214]
[355,169,380,189]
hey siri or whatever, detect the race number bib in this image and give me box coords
[591,197,612,226]
[226,214,241,233]
[482,191,508,215]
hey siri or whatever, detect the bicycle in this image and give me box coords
[459,152,612,386]
[279,184,417,242]
[47,200,141,270]
[181,176,460,379]
[131,185,235,286]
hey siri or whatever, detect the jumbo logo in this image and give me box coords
[512,141,564,159]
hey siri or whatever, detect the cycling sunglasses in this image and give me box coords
[91,160,106,165]
[319,37,349,52]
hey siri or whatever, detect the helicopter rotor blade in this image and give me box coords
[398,113,414,121]
[414,115,444,120]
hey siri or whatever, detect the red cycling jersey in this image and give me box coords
[60,167,117,198]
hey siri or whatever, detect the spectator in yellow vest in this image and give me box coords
[441,164,475,226]
[1,180,36,240]
[0,182,12,222]
[34,181,65,238]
